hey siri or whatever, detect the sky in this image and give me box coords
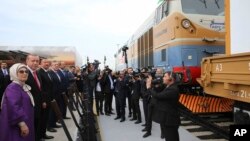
[0,0,158,69]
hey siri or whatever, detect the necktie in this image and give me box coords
[47,72,52,80]
[3,69,8,76]
[55,71,61,82]
[33,71,41,90]
[62,70,66,76]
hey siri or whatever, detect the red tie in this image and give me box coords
[33,71,41,91]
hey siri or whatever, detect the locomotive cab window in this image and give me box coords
[181,0,224,15]
[156,1,169,24]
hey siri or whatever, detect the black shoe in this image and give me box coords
[161,133,165,139]
[100,112,104,115]
[143,132,151,138]
[63,117,71,119]
[110,112,115,114]
[130,118,136,121]
[142,128,147,132]
[120,118,125,122]
[43,134,54,139]
[128,113,132,117]
[47,128,57,132]
[135,120,141,124]
[105,113,110,116]
[114,116,121,120]
[141,124,146,126]
[53,124,62,128]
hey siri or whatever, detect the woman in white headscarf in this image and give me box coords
[0,63,35,141]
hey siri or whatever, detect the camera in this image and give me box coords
[93,59,100,65]
[132,71,140,78]
[90,60,100,70]
[151,72,164,85]
[122,46,128,52]
[151,76,163,85]
[81,64,88,72]
[149,70,156,78]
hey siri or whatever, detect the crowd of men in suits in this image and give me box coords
[0,55,99,141]
[95,66,181,141]
[0,54,181,141]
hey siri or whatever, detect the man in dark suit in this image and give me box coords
[48,61,63,131]
[130,73,142,124]
[146,71,180,141]
[114,71,129,122]
[101,68,114,116]
[58,61,70,119]
[125,67,133,117]
[142,68,165,138]
[0,62,11,102]
[38,59,54,140]
[25,54,45,141]
[140,68,149,127]
[87,63,97,115]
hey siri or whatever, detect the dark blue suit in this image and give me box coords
[101,73,114,114]
[57,69,69,118]
[48,70,62,128]
[115,78,129,120]
[0,69,11,102]
[38,68,53,138]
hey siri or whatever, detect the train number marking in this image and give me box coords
[231,90,250,99]
[215,64,223,72]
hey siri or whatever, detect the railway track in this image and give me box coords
[179,104,234,141]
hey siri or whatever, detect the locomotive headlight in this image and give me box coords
[181,19,191,29]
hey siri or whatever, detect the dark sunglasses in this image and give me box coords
[18,70,29,74]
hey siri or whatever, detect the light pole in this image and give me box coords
[87,56,89,64]
[114,44,120,71]
[104,55,106,68]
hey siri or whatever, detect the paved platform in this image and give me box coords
[97,100,201,141]
[44,111,79,141]
[43,99,201,141]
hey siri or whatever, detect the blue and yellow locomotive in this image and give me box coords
[115,0,225,86]
[115,0,231,113]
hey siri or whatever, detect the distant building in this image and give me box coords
[0,46,82,66]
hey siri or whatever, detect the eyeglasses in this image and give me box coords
[18,70,29,74]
